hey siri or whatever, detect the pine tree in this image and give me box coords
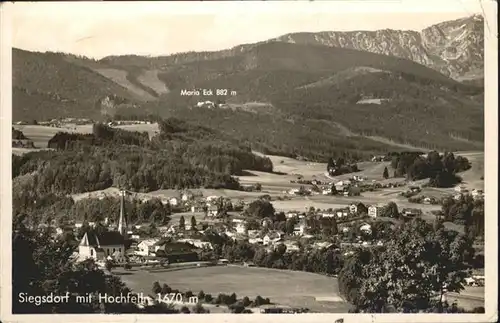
[190,216,197,230]
[383,167,389,179]
[179,216,185,230]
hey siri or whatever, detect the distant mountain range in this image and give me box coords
[12,14,484,159]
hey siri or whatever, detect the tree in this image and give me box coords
[105,260,114,272]
[244,200,275,219]
[152,282,162,295]
[197,290,206,300]
[180,306,191,314]
[161,283,171,295]
[383,167,389,179]
[382,202,399,218]
[242,296,251,307]
[190,216,197,231]
[179,216,185,230]
[356,219,471,313]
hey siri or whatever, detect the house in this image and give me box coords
[368,205,383,218]
[153,241,200,263]
[286,212,298,219]
[402,208,422,217]
[472,189,484,200]
[335,184,347,193]
[349,202,367,215]
[322,188,332,195]
[206,195,219,202]
[423,197,432,204]
[454,185,466,193]
[207,205,218,217]
[78,231,126,263]
[453,193,463,201]
[169,198,179,206]
[313,241,335,250]
[409,186,421,193]
[249,237,264,244]
[284,243,300,253]
[321,212,336,218]
[181,192,194,202]
[235,222,247,234]
[293,223,306,236]
[136,239,159,256]
[359,223,372,234]
[263,232,283,246]
[335,209,349,218]
[191,205,204,213]
[74,222,84,229]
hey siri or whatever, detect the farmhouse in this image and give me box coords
[154,241,200,263]
[454,185,466,193]
[368,205,383,218]
[136,238,159,256]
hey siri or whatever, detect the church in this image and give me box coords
[78,190,129,263]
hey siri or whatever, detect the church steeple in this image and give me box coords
[118,189,127,236]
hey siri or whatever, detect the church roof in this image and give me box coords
[80,231,125,247]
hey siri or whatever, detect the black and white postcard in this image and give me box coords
[1,1,497,323]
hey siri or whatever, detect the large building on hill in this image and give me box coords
[78,190,129,263]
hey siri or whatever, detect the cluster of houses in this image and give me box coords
[454,186,484,201]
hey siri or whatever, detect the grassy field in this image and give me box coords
[117,265,349,313]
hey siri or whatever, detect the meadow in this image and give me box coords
[118,265,350,313]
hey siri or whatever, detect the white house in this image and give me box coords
[368,205,382,218]
[349,204,358,214]
[293,223,306,236]
[235,222,247,234]
[191,205,204,213]
[321,213,336,218]
[263,232,282,246]
[207,205,218,217]
[249,237,264,244]
[322,188,332,195]
[78,231,126,263]
[454,185,466,193]
[286,212,298,219]
[137,239,159,256]
[169,197,179,206]
[472,189,484,200]
[181,192,194,202]
[336,209,349,218]
[359,223,372,234]
[206,195,219,202]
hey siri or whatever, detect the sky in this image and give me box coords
[7,0,486,59]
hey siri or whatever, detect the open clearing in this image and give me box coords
[118,265,349,313]
[137,70,170,95]
[94,68,156,101]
